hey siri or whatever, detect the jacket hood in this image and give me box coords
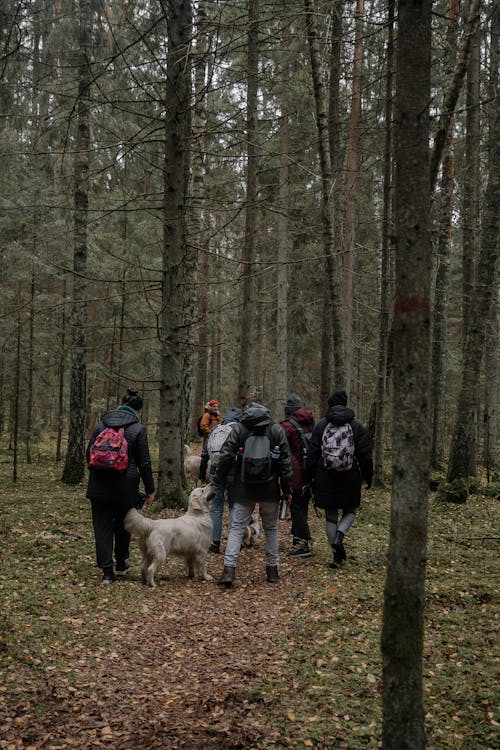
[325,405,355,425]
[286,407,314,430]
[102,408,139,428]
[222,407,243,425]
[240,404,273,429]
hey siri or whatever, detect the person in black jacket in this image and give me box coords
[305,391,373,568]
[86,388,155,584]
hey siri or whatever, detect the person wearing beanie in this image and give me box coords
[86,387,155,584]
[281,394,315,558]
[284,393,303,416]
[305,391,373,568]
[199,399,222,445]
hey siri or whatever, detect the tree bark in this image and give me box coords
[62,0,92,485]
[304,0,346,388]
[373,0,395,488]
[381,3,432,748]
[237,0,259,405]
[157,0,192,506]
[342,0,364,392]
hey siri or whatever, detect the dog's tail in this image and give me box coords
[124,508,155,538]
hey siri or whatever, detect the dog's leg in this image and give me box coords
[146,560,157,587]
[194,554,213,582]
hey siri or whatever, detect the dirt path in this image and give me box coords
[5,542,312,749]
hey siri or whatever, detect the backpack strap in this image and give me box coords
[287,417,303,434]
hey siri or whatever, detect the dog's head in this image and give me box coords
[188,484,215,514]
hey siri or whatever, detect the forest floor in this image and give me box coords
[0,443,498,750]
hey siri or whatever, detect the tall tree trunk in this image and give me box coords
[462,9,481,343]
[381,3,432,748]
[157,0,192,506]
[62,0,92,484]
[446,3,500,494]
[13,312,22,483]
[275,50,290,408]
[320,0,344,405]
[237,0,259,405]
[184,0,208,439]
[56,279,66,462]
[192,245,209,436]
[373,0,395,488]
[304,0,346,387]
[26,265,35,463]
[431,0,460,470]
[484,281,499,476]
[342,0,364,392]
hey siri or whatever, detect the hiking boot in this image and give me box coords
[101,568,115,584]
[209,541,221,554]
[218,566,235,587]
[332,531,346,564]
[115,560,130,577]
[287,544,312,558]
[266,565,279,583]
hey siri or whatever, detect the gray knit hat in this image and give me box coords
[285,393,303,416]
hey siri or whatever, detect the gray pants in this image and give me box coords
[224,500,279,568]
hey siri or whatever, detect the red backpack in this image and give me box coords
[88,426,129,472]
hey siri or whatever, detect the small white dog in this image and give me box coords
[242,511,260,547]
[124,485,215,587]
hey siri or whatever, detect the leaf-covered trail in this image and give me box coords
[4,541,315,749]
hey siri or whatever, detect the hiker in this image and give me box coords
[86,387,155,584]
[215,400,292,586]
[198,399,221,445]
[305,390,373,568]
[199,406,243,554]
[281,394,315,558]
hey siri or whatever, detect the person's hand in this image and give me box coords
[143,493,155,509]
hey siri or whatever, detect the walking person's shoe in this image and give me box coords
[331,530,346,566]
[115,560,130,577]
[218,566,235,587]
[101,567,115,584]
[266,565,279,583]
[209,541,221,554]
[287,544,312,558]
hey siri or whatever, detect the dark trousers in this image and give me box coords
[290,487,311,543]
[90,498,131,571]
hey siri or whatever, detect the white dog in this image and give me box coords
[242,511,260,547]
[184,444,209,483]
[124,485,215,587]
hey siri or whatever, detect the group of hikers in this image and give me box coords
[85,387,373,586]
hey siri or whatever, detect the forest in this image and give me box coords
[1,0,499,748]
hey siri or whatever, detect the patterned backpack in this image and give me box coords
[88,426,129,472]
[321,422,354,472]
[206,422,235,467]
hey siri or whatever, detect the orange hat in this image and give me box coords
[208,399,219,407]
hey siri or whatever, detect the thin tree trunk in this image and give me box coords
[62,0,92,484]
[304,0,346,387]
[275,53,290,407]
[431,0,460,470]
[373,0,395,488]
[320,0,344,405]
[192,245,209,436]
[381,2,432,748]
[484,281,499,476]
[56,280,66,462]
[462,9,481,344]
[342,0,364,392]
[237,0,259,405]
[157,0,192,506]
[26,263,36,463]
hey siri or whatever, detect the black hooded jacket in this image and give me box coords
[214,404,292,502]
[86,406,155,505]
[305,405,373,510]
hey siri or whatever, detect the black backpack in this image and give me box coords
[196,415,204,437]
[287,417,313,467]
[240,424,280,484]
